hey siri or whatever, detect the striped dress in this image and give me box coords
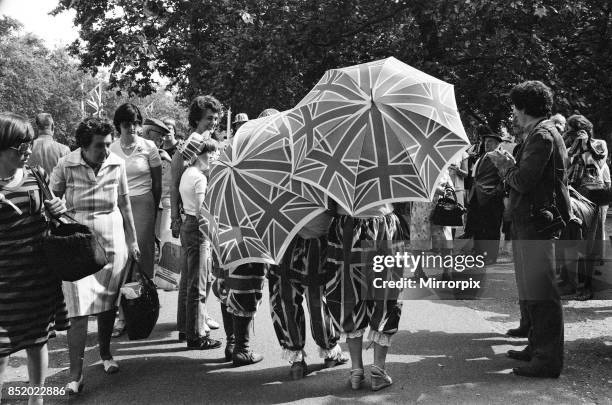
[50,150,129,317]
[0,167,69,356]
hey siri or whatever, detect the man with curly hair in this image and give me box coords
[490,80,570,378]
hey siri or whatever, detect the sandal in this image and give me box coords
[371,365,392,391]
[65,374,84,395]
[103,359,119,374]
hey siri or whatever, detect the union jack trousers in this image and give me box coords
[268,236,341,361]
[325,213,405,346]
[212,258,267,317]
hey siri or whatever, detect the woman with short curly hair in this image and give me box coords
[50,117,140,393]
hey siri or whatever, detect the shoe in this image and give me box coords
[370,365,392,391]
[187,336,222,350]
[65,374,84,395]
[111,320,125,338]
[290,360,308,380]
[232,350,263,367]
[506,348,532,362]
[575,290,593,301]
[103,359,119,374]
[512,363,561,378]
[323,351,349,368]
[178,332,187,342]
[349,368,365,390]
[205,316,220,330]
[484,258,497,265]
[506,327,528,338]
[224,337,236,362]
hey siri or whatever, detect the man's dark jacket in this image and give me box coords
[468,154,504,206]
[505,120,571,225]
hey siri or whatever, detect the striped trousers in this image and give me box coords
[213,260,266,317]
[268,236,341,361]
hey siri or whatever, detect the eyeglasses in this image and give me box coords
[9,142,33,155]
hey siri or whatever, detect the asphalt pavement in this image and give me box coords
[2,257,611,405]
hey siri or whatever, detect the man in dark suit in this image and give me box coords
[465,127,505,264]
[490,81,571,378]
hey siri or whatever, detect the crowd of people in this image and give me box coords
[0,80,609,403]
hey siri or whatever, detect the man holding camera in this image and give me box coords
[490,81,571,378]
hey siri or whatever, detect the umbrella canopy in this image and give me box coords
[288,57,470,216]
[204,114,328,268]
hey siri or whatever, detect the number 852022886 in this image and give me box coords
[4,386,66,397]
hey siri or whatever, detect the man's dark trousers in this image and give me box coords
[471,197,504,263]
[512,216,563,373]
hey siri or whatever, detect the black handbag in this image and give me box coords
[431,187,466,227]
[121,259,160,340]
[31,167,108,282]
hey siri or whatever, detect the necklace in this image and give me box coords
[0,174,15,182]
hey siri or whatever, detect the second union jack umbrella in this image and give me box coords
[204,114,328,268]
[289,57,470,216]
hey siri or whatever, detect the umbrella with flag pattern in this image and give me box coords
[203,113,328,268]
[287,57,470,216]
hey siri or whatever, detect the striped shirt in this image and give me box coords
[0,167,69,356]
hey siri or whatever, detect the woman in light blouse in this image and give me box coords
[110,103,161,335]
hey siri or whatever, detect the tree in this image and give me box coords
[54,0,612,138]
[0,15,189,147]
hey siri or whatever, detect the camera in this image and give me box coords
[529,206,566,238]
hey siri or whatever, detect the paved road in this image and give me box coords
[3,260,611,404]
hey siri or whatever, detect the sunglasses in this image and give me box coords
[9,142,33,155]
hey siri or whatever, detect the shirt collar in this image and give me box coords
[523,116,547,138]
[36,134,54,140]
[64,149,123,169]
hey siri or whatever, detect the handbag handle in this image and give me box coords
[30,166,78,224]
[440,186,458,203]
[125,257,155,287]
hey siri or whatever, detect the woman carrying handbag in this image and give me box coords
[50,117,140,394]
[0,112,69,405]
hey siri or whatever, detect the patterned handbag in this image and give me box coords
[431,187,466,227]
[31,167,108,282]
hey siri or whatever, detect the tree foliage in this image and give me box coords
[0,15,188,147]
[54,0,612,138]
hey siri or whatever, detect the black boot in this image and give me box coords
[221,304,235,361]
[232,315,263,367]
[513,301,563,378]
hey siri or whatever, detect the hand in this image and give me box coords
[488,150,515,173]
[128,242,141,262]
[43,197,66,217]
[171,217,182,238]
[448,164,458,172]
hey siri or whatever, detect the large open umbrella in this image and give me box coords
[287,57,470,216]
[203,114,328,268]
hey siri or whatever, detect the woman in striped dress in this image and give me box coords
[0,112,69,405]
[50,118,139,394]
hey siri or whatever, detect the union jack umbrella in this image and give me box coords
[203,114,328,268]
[289,57,470,216]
